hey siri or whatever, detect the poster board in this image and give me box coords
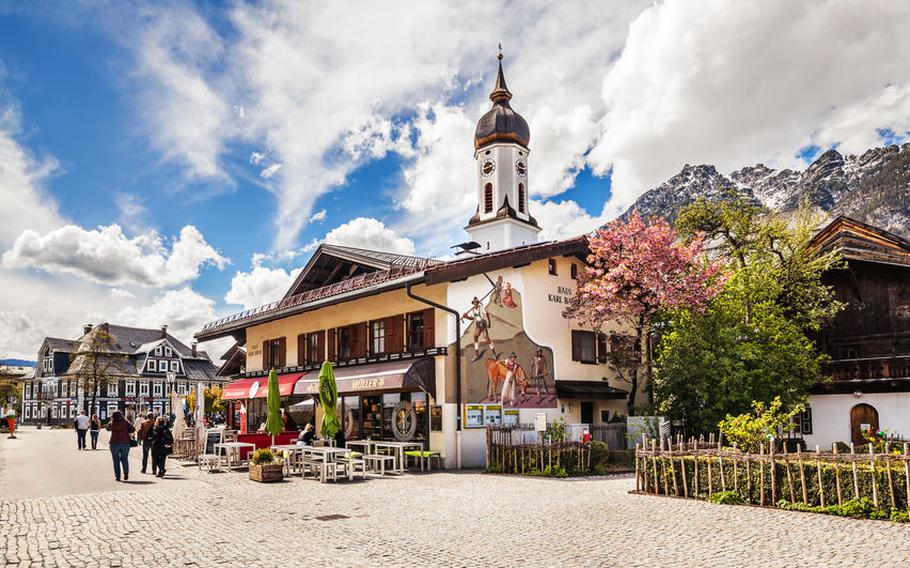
[483,404,502,426]
[430,405,443,431]
[204,429,223,456]
[503,409,520,426]
[465,404,484,428]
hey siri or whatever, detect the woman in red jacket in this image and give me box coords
[106,410,136,481]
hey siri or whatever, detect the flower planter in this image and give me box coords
[249,462,284,483]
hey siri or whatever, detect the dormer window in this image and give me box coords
[146,359,156,372]
[155,346,162,356]
[164,346,172,357]
[170,360,179,372]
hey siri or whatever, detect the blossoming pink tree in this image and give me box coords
[563,212,726,413]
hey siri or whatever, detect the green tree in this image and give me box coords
[656,200,843,433]
[69,326,126,415]
[185,385,224,415]
[718,397,803,453]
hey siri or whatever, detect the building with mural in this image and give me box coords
[20,323,222,425]
[196,52,636,468]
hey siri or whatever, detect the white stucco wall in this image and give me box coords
[803,392,910,448]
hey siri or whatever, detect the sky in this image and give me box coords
[0,0,909,360]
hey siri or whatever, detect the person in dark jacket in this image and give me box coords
[282,409,298,432]
[105,410,135,481]
[297,423,316,446]
[333,429,346,449]
[89,414,101,450]
[149,417,174,478]
[137,413,156,475]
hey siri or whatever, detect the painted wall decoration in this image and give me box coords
[458,274,556,409]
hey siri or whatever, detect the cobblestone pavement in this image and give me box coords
[2,430,910,567]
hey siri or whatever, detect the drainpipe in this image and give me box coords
[406,282,462,469]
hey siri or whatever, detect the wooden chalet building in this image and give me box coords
[21,323,222,425]
[801,216,910,447]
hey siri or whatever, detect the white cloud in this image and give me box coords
[533,199,608,242]
[0,101,65,246]
[115,193,147,234]
[225,260,301,309]
[588,0,910,217]
[109,288,136,301]
[325,217,416,254]
[3,224,228,287]
[259,162,282,179]
[128,3,230,180]
[115,287,218,344]
[814,84,910,153]
[308,209,327,223]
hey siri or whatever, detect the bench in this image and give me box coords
[363,454,397,475]
[405,450,443,471]
[337,455,367,481]
[198,454,221,472]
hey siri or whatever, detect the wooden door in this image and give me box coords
[581,401,594,425]
[850,403,879,446]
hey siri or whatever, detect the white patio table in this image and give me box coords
[213,442,256,470]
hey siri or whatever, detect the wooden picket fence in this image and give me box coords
[486,425,594,474]
[635,434,910,511]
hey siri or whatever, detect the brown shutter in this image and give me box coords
[316,330,326,364]
[358,322,369,357]
[571,330,582,362]
[388,315,404,353]
[597,333,608,364]
[423,308,435,348]
[297,334,306,366]
[277,337,287,368]
[262,340,271,369]
[327,328,337,362]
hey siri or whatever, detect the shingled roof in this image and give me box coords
[810,215,910,268]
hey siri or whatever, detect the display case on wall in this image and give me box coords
[361,396,382,439]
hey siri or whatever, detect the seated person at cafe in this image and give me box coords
[297,423,316,446]
[282,409,298,432]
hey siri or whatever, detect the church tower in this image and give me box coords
[465,48,541,252]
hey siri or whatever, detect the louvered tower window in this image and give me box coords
[518,183,525,213]
[484,183,493,213]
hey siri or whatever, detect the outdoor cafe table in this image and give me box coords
[371,441,424,474]
[271,444,307,475]
[299,447,349,482]
[213,442,257,470]
[345,440,375,455]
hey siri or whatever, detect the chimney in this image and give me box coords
[83,324,93,335]
[191,341,198,357]
[160,324,168,339]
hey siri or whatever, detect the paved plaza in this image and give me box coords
[1,428,909,567]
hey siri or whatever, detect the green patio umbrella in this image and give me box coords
[318,361,340,440]
[265,368,283,445]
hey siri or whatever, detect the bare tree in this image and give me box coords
[69,326,125,415]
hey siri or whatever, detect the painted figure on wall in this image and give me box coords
[463,297,498,362]
[458,274,556,408]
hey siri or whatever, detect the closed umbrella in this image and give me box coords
[318,361,340,440]
[265,368,283,446]
[195,382,205,455]
[171,392,186,440]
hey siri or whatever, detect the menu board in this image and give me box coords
[483,405,502,426]
[465,404,484,428]
[503,409,520,426]
[430,405,443,432]
[204,429,223,456]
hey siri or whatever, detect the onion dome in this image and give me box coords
[474,49,530,150]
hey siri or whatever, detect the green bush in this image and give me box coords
[709,491,745,505]
[776,497,909,522]
[251,448,277,465]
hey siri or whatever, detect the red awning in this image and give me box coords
[221,372,308,400]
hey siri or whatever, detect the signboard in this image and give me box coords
[483,404,502,426]
[204,429,223,456]
[503,409,520,426]
[430,405,443,431]
[465,404,484,428]
[535,413,547,432]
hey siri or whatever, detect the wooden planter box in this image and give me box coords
[249,462,284,483]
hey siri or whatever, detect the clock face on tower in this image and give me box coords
[515,159,527,177]
[481,159,496,176]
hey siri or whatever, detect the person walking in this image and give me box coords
[137,413,156,475]
[89,414,101,450]
[105,410,135,481]
[149,417,174,478]
[74,410,90,450]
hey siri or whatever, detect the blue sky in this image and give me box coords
[0,1,908,358]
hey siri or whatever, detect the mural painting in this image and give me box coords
[458,274,557,409]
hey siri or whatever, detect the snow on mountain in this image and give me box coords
[622,142,910,236]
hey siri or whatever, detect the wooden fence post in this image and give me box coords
[680,440,689,498]
[759,444,765,506]
[797,445,808,505]
[869,444,878,508]
[832,443,842,506]
[850,443,859,500]
[769,441,777,505]
[651,440,659,495]
[885,442,896,510]
[904,443,910,513]
[815,445,825,508]
[733,443,739,494]
[718,438,726,492]
[635,443,641,492]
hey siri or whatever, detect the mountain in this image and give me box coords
[623,143,910,236]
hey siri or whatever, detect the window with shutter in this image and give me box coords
[315,330,325,364]
[276,337,287,367]
[387,314,404,353]
[571,330,596,364]
[262,340,271,370]
[596,333,608,364]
